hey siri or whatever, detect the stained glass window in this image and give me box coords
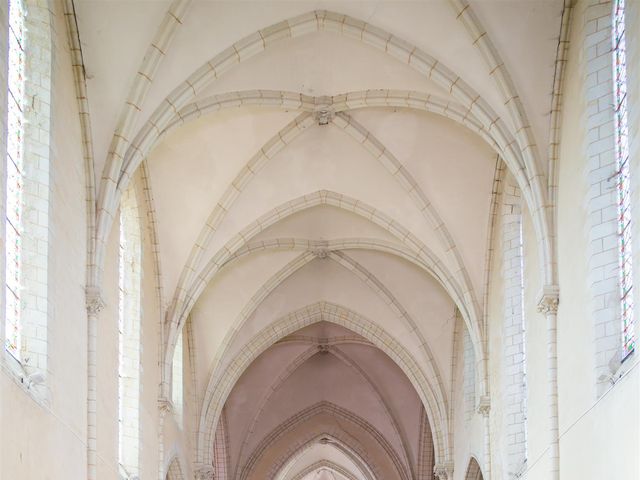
[613,0,635,360]
[5,0,26,359]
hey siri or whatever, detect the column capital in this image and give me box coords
[434,462,454,480]
[537,285,559,314]
[158,397,173,415]
[194,465,214,480]
[85,286,105,315]
[477,395,491,417]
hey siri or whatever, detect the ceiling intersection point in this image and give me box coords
[313,98,334,126]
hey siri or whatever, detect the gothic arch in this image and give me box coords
[160,102,483,358]
[165,456,185,480]
[272,434,376,480]
[198,244,449,428]
[288,461,360,480]
[232,345,416,478]
[240,402,405,480]
[91,7,554,297]
[193,245,451,469]
[196,302,449,470]
[464,457,484,480]
[164,192,483,400]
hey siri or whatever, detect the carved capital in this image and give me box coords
[477,395,491,417]
[85,286,105,315]
[158,397,173,416]
[537,285,560,315]
[434,462,454,480]
[194,465,214,480]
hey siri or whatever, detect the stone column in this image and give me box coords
[86,287,104,480]
[477,395,491,479]
[537,286,560,480]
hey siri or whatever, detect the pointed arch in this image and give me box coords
[165,456,185,480]
[197,301,450,471]
[92,8,554,298]
[158,108,484,387]
[288,461,360,480]
[163,192,484,403]
[204,242,449,419]
[194,240,450,460]
[239,402,401,480]
[464,457,484,480]
[273,434,375,480]
[232,344,416,478]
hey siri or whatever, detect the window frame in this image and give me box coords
[2,0,53,403]
[612,0,635,361]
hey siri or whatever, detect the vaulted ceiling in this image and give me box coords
[75,1,565,478]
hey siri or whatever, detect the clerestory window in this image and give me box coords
[4,0,27,359]
[612,0,634,360]
[4,0,52,381]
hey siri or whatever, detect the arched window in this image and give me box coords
[613,0,634,360]
[172,329,184,428]
[166,457,184,480]
[118,186,142,478]
[585,0,634,391]
[4,0,27,359]
[4,0,52,377]
[464,457,484,480]
[502,176,527,475]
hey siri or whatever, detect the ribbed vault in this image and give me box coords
[73,1,565,478]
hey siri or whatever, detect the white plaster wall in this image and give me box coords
[554,1,640,478]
